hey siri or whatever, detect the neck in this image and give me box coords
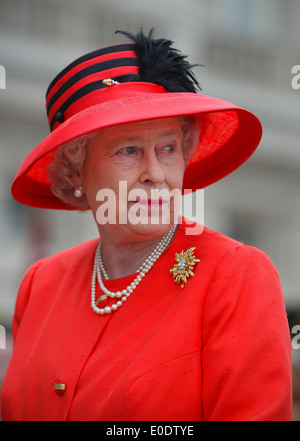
[99,226,176,279]
[100,238,160,279]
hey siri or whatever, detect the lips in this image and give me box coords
[129,199,167,206]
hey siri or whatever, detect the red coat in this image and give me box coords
[0,222,292,420]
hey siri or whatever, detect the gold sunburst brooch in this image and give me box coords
[170,247,200,288]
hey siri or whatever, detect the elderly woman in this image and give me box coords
[0,30,292,421]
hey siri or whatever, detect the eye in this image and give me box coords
[165,145,174,153]
[158,145,175,155]
[117,146,137,155]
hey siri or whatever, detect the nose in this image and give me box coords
[139,150,165,186]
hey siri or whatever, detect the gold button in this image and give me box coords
[53,378,66,395]
[54,383,65,391]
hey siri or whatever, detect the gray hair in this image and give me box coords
[47,116,200,210]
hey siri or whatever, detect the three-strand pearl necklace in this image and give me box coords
[91,224,177,315]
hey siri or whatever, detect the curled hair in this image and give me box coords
[180,115,201,161]
[47,132,97,210]
[47,117,200,210]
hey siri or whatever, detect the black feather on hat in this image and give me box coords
[115,28,201,93]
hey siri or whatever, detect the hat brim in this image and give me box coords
[11,83,262,210]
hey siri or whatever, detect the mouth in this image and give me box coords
[128,199,167,207]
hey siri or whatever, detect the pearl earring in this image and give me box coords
[74,186,83,198]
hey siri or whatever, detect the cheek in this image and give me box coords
[84,156,113,189]
[82,161,109,210]
[83,161,138,211]
[167,161,185,189]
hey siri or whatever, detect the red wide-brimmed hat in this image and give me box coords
[12,29,262,210]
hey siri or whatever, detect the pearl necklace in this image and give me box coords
[91,224,177,315]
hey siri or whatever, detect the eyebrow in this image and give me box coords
[158,129,183,138]
[111,129,182,146]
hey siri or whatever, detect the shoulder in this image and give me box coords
[203,226,275,266]
[193,227,283,307]
[203,226,278,274]
[13,238,99,337]
[178,218,272,264]
[15,237,99,299]
[29,237,99,275]
[178,216,243,251]
[177,218,279,283]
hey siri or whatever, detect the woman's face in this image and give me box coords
[82,117,186,244]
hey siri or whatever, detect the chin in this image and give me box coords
[126,216,176,240]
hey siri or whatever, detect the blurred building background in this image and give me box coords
[0,0,299,419]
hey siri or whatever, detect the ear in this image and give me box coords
[70,172,85,193]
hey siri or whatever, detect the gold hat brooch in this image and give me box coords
[170,247,200,288]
